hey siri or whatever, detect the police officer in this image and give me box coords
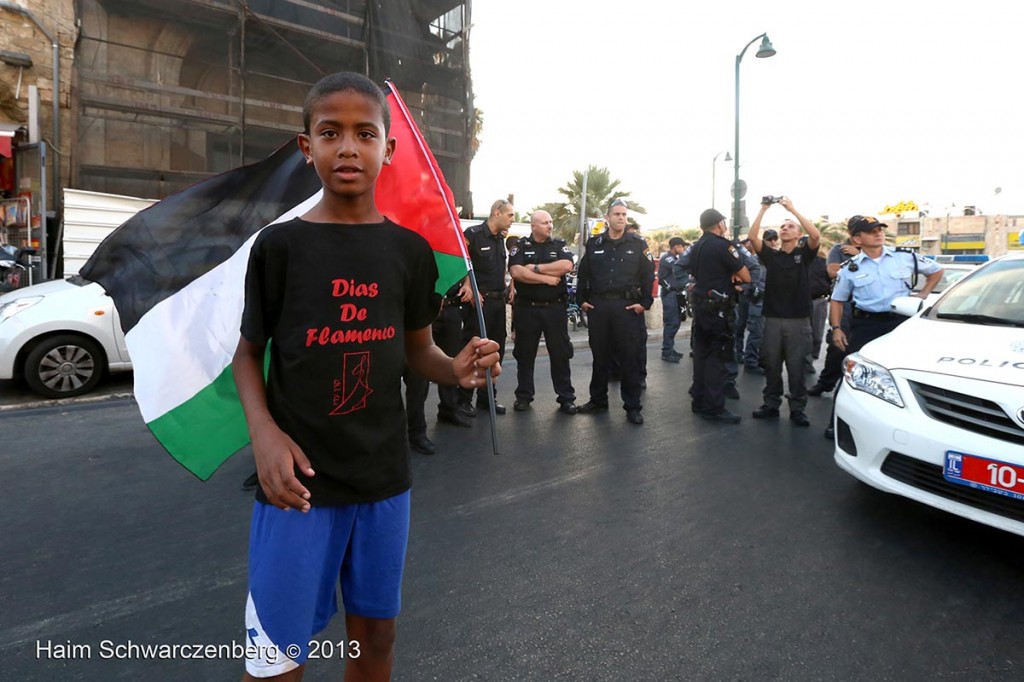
[658,237,689,362]
[507,210,577,414]
[721,236,764,399]
[576,198,655,425]
[688,208,751,424]
[807,239,860,397]
[827,215,943,438]
[459,199,515,416]
[734,237,766,374]
[403,368,434,453]
[433,282,473,427]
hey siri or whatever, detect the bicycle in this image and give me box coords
[565,272,587,331]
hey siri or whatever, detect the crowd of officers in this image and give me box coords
[403,195,944,455]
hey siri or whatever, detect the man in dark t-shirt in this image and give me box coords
[747,196,820,426]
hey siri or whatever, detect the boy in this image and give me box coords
[232,72,501,681]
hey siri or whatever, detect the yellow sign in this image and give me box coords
[895,236,921,248]
[588,218,606,236]
[881,201,919,215]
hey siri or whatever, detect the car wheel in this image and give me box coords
[23,334,106,398]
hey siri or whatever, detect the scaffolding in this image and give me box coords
[72,0,475,213]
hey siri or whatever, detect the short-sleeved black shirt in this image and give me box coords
[507,236,574,302]
[240,218,441,505]
[688,232,745,295]
[576,231,656,309]
[758,240,817,318]
[464,222,507,292]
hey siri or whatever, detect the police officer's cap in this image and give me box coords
[847,215,887,235]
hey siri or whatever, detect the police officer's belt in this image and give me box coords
[481,290,504,300]
[591,290,641,301]
[852,306,895,320]
[516,298,565,307]
[441,295,462,307]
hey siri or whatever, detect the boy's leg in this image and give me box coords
[344,614,396,682]
[339,491,411,681]
[245,504,352,679]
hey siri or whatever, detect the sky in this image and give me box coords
[467,0,1024,230]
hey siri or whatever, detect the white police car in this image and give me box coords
[833,252,1024,537]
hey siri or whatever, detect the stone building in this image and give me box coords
[1,0,475,276]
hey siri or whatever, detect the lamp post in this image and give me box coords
[711,150,731,209]
[733,33,776,236]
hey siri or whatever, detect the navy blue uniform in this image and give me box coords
[508,235,576,406]
[459,222,508,406]
[687,232,745,416]
[433,283,467,420]
[576,231,655,413]
[658,250,687,357]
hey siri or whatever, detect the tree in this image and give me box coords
[534,165,646,243]
[816,220,850,251]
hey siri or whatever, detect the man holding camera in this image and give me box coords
[687,208,751,424]
[658,237,689,362]
[747,196,820,427]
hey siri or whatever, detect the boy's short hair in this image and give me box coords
[303,72,390,134]
[668,237,685,247]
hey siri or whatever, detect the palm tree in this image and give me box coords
[534,165,646,243]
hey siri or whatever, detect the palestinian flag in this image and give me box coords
[80,81,469,480]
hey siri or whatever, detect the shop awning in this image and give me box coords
[0,122,23,158]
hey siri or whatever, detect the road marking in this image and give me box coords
[0,564,246,650]
[449,464,605,517]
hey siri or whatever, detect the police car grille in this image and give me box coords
[881,453,1024,523]
[908,381,1024,446]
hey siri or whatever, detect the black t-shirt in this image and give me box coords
[240,218,441,505]
[808,256,830,298]
[758,240,817,318]
[464,222,507,292]
[687,232,744,295]
[507,235,574,302]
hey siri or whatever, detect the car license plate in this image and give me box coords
[943,451,1024,502]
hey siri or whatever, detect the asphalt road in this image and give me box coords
[2,345,1023,681]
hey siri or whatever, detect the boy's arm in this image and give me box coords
[404,326,501,387]
[232,337,314,512]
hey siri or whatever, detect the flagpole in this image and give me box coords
[463,266,500,455]
[385,80,500,455]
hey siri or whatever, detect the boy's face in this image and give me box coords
[298,90,395,201]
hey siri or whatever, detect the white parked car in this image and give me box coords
[913,262,975,303]
[834,252,1024,537]
[0,277,131,398]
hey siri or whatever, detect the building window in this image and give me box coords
[898,222,920,236]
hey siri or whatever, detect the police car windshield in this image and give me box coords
[929,259,1024,326]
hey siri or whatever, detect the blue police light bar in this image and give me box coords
[927,254,991,264]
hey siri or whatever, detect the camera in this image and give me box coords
[762,195,784,204]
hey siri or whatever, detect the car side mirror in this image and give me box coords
[891,295,924,317]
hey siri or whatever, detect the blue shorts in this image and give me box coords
[243,491,410,678]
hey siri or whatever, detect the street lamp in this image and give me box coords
[711,150,731,208]
[732,33,776,236]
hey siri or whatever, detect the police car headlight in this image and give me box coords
[842,353,904,408]
[0,296,42,322]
